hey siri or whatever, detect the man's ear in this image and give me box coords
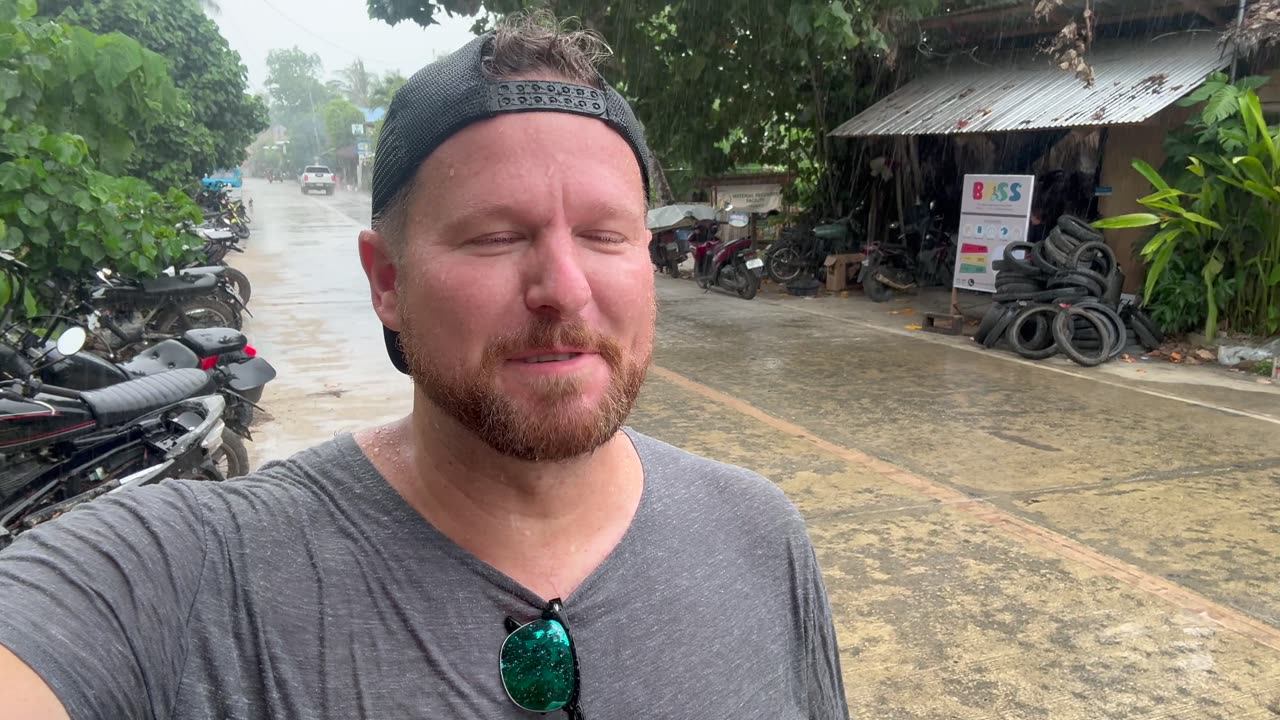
[358,229,401,332]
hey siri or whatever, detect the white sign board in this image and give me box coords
[716,183,783,214]
[954,174,1035,293]
[351,123,365,136]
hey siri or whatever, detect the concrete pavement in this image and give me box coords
[236,180,1280,718]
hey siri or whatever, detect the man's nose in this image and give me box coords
[523,230,591,317]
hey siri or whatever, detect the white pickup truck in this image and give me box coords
[299,165,336,195]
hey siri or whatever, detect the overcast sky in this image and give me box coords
[211,0,478,95]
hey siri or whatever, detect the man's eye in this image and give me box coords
[471,235,520,246]
[585,233,626,245]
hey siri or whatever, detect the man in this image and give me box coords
[0,13,847,719]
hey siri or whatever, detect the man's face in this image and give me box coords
[377,111,655,462]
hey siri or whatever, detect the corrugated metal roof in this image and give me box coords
[831,33,1231,137]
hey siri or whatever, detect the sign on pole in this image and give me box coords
[953,174,1035,293]
[351,123,365,136]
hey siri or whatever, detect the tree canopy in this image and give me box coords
[38,0,267,189]
[367,0,941,211]
[1,0,203,303]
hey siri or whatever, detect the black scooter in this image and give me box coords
[0,307,228,548]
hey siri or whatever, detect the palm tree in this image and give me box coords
[334,59,373,108]
[369,71,409,110]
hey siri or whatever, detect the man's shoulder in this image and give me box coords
[627,429,806,536]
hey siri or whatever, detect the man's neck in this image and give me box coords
[354,396,645,601]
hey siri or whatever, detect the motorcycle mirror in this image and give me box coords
[56,327,87,357]
[929,200,937,210]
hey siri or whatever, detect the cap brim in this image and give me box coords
[383,326,410,375]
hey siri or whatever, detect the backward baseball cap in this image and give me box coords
[372,31,653,375]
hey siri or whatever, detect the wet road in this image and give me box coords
[237,180,1280,718]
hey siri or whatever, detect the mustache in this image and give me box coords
[484,319,624,367]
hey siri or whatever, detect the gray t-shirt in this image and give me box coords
[0,430,847,719]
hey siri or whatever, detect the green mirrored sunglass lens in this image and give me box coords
[500,618,574,712]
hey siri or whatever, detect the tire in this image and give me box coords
[1001,242,1041,275]
[1075,301,1126,359]
[862,272,895,302]
[734,264,760,300]
[154,296,240,334]
[1031,241,1060,273]
[326,187,334,196]
[983,304,1020,349]
[993,288,1073,303]
[1128,305,1164,343]
[1049,270,1107,298]
[1053,307,1111,367]
[1044,229,1073,267]
[1058,215,1104,244]
[766,243,806,284]
[300,187,307,195]
[1007,304,1060,360]
[212,428,250,479]
[1069,240,1116,278]
[994,280,1043,294]
[975,304,1006,344]
[1125,307,1162,351]
[666,262,681,279]
[221,266,252,304]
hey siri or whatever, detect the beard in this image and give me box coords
[398,314,651,463]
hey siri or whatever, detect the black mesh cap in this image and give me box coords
[373,31,652,374]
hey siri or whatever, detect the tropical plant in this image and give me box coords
[39,0,268,191]
[1094,85,1280,339]
[0,0,203,309]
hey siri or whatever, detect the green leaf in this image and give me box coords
[0,162,31,191]
[1269,264,1280,287]
[1093,213,1160,229]
[1140,226,1184,258]
[22,287,37,319]
[22,192,49,215]
[1241,180,1280,204]
[1143,240,1175,303]
[93,36,143,90]
[16,0,36,20]
[1139,188,1183,204]
[1132,158,1171,192]
[1203,85,1237,126]
[1186,156,1205,178]
[1181,211,1223,230]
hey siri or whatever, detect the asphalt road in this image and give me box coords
[236,179,1280,719]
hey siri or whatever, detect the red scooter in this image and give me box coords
[689,220,762,300]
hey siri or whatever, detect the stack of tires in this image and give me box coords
[973,215,1164,367]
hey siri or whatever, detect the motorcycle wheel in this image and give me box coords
[222,266,252,304]
[766,243,805,284]
[862,262,896,302]
[211,428,250,479]
[735,266,760,300]
[666,262,681,279]
[155,296,241,334]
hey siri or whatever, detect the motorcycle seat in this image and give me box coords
[181,328,246,357]
[183,265,226,277]
[139,273,218,296]
[80,368,213,427]
[119,340,201,378]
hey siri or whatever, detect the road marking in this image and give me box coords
[755,297,1280,427]
[650,364,1280,653]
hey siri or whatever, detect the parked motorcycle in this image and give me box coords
[186,226,252,303]
[0,272,229,547]
[646,204,721,279]
[765,201,868,285]
[859,200,956,302]
[48,267,246,362]
[690,220,763,300]
[30,323,272,478]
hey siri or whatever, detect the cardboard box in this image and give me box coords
[823,253,866,292]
